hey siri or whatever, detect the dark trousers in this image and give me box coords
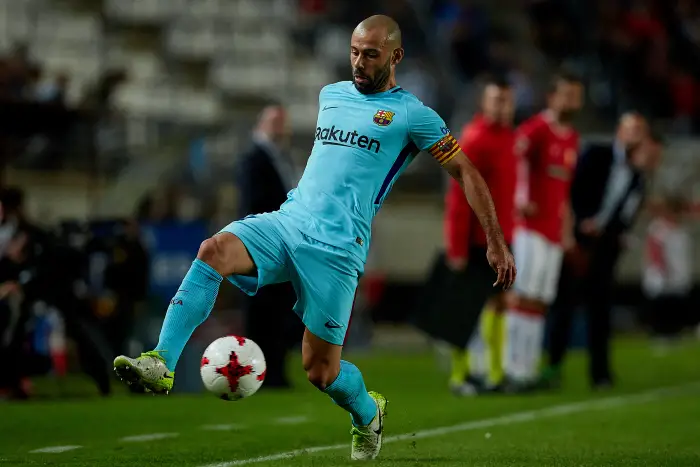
[244,282,299,388]
[547,240,620,385]
[647,294,689,337]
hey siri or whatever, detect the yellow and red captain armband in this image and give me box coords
[428,134,460,165]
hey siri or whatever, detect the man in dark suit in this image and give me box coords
[235,105,300,388]
[541,113,662,389]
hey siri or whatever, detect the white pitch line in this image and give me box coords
[30,445,82,454]
[199,382,700,467]
[273,416,309,425]
[120,433,179,442]
[201,424,246,431]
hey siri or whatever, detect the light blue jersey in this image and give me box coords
[220,81,461,345]
[280,81,461,262]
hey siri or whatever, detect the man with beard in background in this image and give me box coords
[541,113,662,390]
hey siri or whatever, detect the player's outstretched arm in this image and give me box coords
[405,99,515,287]
[443,152,516,289]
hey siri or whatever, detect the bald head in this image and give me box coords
[350,15,404,94]
[618,112,646,127]
[354,15,402,49]
[616,112,648,151]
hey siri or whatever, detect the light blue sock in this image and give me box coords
[155,259,223,370]
[324,360,378,427]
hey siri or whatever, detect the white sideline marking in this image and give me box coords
[30,445,82,454]
[273,416,309,425]
[120,433,179,442]
[201,424,246,431]
[199,382,700,467]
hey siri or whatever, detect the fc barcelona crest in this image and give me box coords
[437,137,455,153]
[373,109,395,126]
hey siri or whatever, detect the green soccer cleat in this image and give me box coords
[350,391,388,461]
[113,351,174,395]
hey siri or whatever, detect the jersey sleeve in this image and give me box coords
[406,100,461,166]
[318,84,330,105]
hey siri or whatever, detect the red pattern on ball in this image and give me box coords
[215,351,254,392]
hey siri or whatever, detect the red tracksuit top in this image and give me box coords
[444,115,517,261]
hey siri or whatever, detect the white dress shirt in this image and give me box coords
[593,140,634,229]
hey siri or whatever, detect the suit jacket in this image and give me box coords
[235,140,294,219]
[570,142,646,250]
[234,139,301,352]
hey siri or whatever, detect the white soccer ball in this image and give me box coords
[200,335,266,401]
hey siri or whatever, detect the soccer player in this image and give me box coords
[113,15,516,460]
[444,76,517,395]
[504,71,583,390]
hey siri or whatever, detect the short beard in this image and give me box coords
[559,109,576,123]
[353,58,392,94]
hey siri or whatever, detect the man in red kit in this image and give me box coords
[505,71,583,390]
[444,75,517,395]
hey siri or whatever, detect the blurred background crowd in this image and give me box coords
[1,0,699,400]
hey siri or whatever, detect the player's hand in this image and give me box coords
[486,240,516,290]
[562,234,576,252]
[519,202,538,218]
[579,218,601,237]
[446,257,468,272]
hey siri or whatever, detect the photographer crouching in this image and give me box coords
[0,187,113,399]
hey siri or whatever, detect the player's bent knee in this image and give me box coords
[197,234,254,277]
[197,237,225,271]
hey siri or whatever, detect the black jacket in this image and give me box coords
[235,141,293,218]
[570,142,646,248]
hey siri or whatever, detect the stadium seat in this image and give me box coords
[210,62,288,97]
[103,0,188,23]
[113,83,222,124]
[2,0,334,137]
[120,53,164,83]
[35,11,100,44]
[166,22,219,59]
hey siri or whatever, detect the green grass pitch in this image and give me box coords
[2,338,699,466]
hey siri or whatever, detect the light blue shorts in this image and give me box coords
[218,210,364,346]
